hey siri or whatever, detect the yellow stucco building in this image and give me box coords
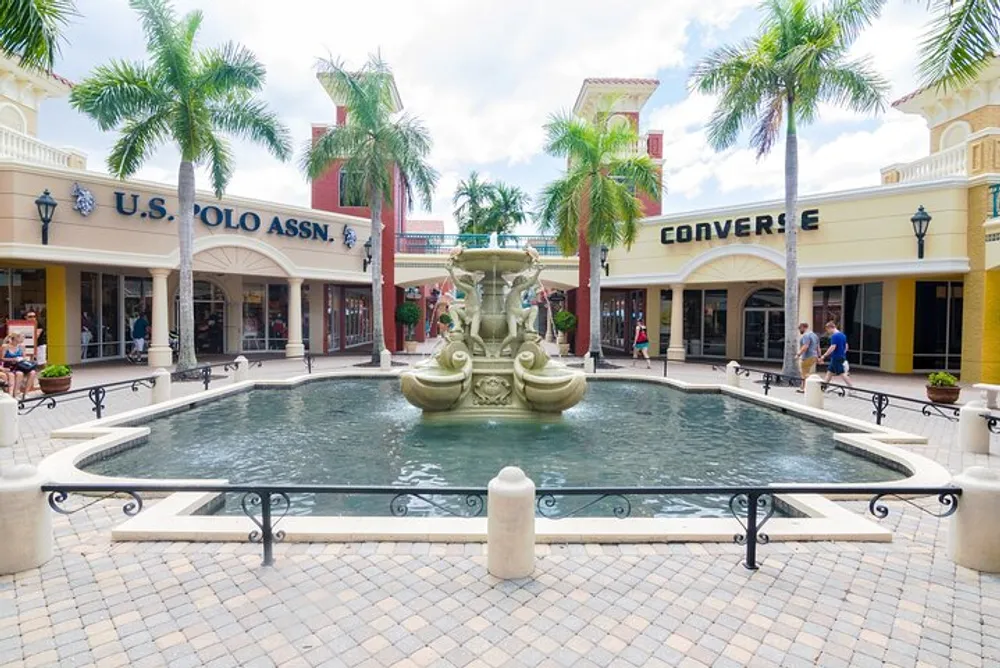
[598,60,1000,383]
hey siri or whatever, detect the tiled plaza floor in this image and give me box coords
[2,350,999,667]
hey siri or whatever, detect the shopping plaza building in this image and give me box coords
[0,53,998,382]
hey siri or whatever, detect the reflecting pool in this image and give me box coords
[84,379,904,517]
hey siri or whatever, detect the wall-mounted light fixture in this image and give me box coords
[600,244,609,277]
[35,189,57,245]
[363,237,373,272]
[910,205,932,260]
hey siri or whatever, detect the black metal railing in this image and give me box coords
[169,359,263,390]
[735,367,801,395]
[18,375,157,419]
[986,413,1000,434]
[41,482,960,570]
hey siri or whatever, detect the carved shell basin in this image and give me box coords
[452,248,535,276]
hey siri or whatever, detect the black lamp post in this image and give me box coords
[35,189,57,245]
[600,244,609,276]
[911,205,932,259]
[362,237,373,271]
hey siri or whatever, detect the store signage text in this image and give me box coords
[113,192,335,244]
[661,208,820,245]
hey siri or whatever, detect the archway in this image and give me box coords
[742,288,784,361]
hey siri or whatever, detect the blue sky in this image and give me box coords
[39,0,932,232]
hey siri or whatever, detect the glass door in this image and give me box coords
[743,310,766,359]
[766,310,784,360]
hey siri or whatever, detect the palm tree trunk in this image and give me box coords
[782,99,800,379]
[588,242,603,360]
[176,160,198,372]
[369,185,384,365]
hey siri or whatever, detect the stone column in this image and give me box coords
[958,402,990,454]
[147,268,172,367]
[799,278,816,328]
[487,466,535,579]
[667,284,686,361]
[286,278,304,358]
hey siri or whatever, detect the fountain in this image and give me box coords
[401,243,587,417]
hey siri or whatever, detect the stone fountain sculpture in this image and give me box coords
[401,242,587,417]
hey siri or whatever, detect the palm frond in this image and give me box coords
[825,0,885,44]
[202,130,234,198]
[816,56,889,114]
[0,0,75,71]
[209,98,291,161]
[918,0,999,89]
[106,110,170,178]
[300,124,368,180]
[128,0,193,92]
[69,59,168,131]
[197,42,266,97]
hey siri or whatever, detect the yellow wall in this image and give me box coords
[43,264,66,364]
[645,288,661,357]
[960,184,999,383]
[882,278,915,374]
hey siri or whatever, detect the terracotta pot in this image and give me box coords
[39,375,72,394]
[926,384,960,404]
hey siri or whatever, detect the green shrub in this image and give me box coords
[395,301,421,326]
[553,310,577,333]
[439,313,452,325]
[40,364,72,378]
[927,371,958,387]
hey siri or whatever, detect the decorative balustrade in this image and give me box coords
[0,125,82,168]
[884,143,967,184]
[396,233,567,256]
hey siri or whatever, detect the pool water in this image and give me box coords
[85,379,904,517]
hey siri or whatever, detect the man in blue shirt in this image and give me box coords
[820,321,853,387]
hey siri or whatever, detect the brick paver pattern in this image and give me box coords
[2,348,999,667]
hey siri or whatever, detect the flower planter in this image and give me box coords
[39,375,72,394]
[926,384,960,404]
[404,340,418,354]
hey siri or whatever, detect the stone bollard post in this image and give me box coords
[726,361,741,388]
[380,349,392,370]
[0,393,18,447]
[0,465,52,574]
[150,368,171,405]
[584,355,596,374]
[949,467,1000,572]
[804,375,824,410]
[233,355,249,383]
[487,466,536,579]
[958,402,990,454]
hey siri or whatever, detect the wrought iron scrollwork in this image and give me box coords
[870,393,889,425]
[18,395,57,415]
[304,354,314,374]
[729,492,775,570]
[867,491,959,519]
[130,378,155,392]
[47,489,143,516]
[921,403,960,422]
[241,491,291,566]
[986,416,1000,434]
[389,492,485,518]
[535,493,632,519]
[88,386,107,418]
[200,365,213,390]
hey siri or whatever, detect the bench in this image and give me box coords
[973,383,1000,409]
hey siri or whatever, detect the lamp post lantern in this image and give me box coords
[35,189,57,246]
[600,245,609,277]
[911,205,932,260]
[362,237,373,272]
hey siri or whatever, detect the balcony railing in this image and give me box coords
[883,142,966,184]
[396,233,567,256]
[0,125,83,169]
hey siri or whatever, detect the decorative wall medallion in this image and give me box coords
[472,375,512,406]
[71,183,95,217]
[343,225,358,249]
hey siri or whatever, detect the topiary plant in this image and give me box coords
[395,301,421,339]
[552,310,577,333]
[439,313,452,325]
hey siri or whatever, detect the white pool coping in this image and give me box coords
[37,369,953,545]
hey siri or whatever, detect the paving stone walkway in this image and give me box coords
[1,352,998,667]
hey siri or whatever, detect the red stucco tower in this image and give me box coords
[569,78,663,355]
[310,73,407,352]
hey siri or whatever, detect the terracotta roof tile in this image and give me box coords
[51,71,73,87]
[892,86,926,108]
[582,77,660,86]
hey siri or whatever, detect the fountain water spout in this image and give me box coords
[488,231,500,249]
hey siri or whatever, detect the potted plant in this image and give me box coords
[552,310,577,356]
[438,312,452,337]
[38,364,72,394]
[926,371,960,404]
[395,301,422,353]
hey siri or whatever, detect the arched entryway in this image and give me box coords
[175,280,227,355]
[742,288,784,361]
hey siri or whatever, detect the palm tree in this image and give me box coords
[453,171,495,235]
[536,107,660,361]
[483,182,530,236]
[304,53,437,365]
[0,0,75,71]
[918,0,999,88]
[70,0,291,372]
[691,0,888,378]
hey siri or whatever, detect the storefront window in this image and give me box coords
[683,289,727,358]
[125,277,153,352]
[742,288,782,361]
[176,281,226,355]
[0,269,46,340]
[600,291,627,352]
[344,287,372,348]
[240,282,306,353]
[913,281,962,371]
[844,282,882,368]
[812,286,843,350]
[242,284,266,351]
[267,284,289,350]
[659,289,672,355]
[80,271,124,361]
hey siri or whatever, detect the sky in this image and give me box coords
[39,0,934,233]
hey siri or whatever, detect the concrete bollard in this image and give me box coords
[150,368,171,405]
[380,349,392,370]
[0,393,18,447]
[584,355,596,374]
[949,467,1000,572]
[726,361,741,388]
[233,355,249,383]
[0,465,52,574]
[487,466,536,579]
[958,402,990,454]
[805,375,824,409]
